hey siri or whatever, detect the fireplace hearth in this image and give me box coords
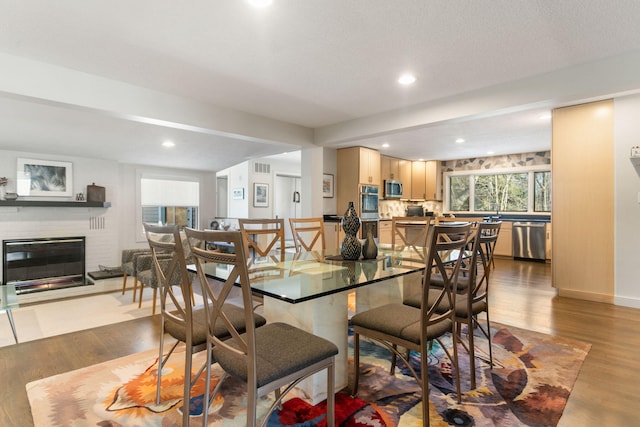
[2,237,88,294]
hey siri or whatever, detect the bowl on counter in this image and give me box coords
[3,192,18,200]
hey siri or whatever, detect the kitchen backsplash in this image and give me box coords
[379,199,442,219]
[442,151,550,171]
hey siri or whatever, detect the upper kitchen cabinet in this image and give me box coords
[398,159,412,198]
[410,160,442,200]
[360,147,380,185]
[425,160,442,201]
[411,161,426,199]
[338,147,380,186]
[337,147,381,214]
[380,155,399,182]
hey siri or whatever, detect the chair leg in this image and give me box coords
[138,284,144,308]
[182,348,192,427]
[132,277,139,302]
[390,344,398,374]
[352,333,360,396]
[152,288,158,315]
[485,308,494,370]
[155,323,166,405]
[121,273,128,295]
[467,316,477,389]
[421,340,430,427]
[327,361,335,427]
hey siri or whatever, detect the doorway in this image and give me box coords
[274,174,301,241]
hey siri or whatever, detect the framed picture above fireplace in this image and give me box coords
[16,158,73,197]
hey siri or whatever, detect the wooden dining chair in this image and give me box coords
[238,218,286,261]
[351,223,472,426]
[289,217,325,252]
[186,228,339,427]
[144,223,266,427]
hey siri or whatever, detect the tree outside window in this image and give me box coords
[446,168,550,214]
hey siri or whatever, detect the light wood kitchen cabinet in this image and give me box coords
[425,160,442,201]
[337,147,381,214]
[398,159,412,198]
[493,221,513,257]
[410,160,441,200]
[381,155,398,182]
[358,147,380,185]
[324,222,344,251]
[411,161,426,199]
[379,220,392,244]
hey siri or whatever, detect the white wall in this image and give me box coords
[323,147,338,215]
[0,150,216,290]
[0,150,120,283]
[614,94,640,308]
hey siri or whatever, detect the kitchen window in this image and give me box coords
[445,167,551,214]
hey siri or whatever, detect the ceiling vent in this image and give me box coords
[254,162,271,174]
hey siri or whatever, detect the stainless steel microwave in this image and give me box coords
[384,180,403,199]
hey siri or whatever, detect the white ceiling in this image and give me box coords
[2,0,640,171]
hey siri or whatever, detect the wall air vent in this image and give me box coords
[254,162,271,174]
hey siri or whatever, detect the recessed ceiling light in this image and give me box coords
[487,151,495,155]
[382,143,390,148]
[162,141,175,148]
[398,73,416,85]
[455,138,465,143]
[248,0,272,7]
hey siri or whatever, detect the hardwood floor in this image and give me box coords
[1,258,638,426]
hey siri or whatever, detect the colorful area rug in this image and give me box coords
[26,323,590,426]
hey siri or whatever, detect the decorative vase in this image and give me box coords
[340,201,362,260]
[362,223,378,259]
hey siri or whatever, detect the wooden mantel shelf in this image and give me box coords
[0,200,111,208]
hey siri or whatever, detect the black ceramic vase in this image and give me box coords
[340,201,362,260]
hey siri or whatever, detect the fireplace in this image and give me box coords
[2,236,87,294]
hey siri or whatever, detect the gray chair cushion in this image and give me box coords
[351,303,452,345]
[402,288,452,312]
[165,304,266,346]
[212,322,338,388]
[454,299,488,318]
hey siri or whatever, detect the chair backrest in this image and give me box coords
[289,217,325,252]
[143,223,194,333]
[238,218,286,260]
[185,228,257,375]
[470,221,502,304]
[391,216,431,262]
[421,223,473,341]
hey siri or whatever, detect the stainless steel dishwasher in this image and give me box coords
[512,222,547,261]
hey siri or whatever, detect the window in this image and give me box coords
[136,173,200,241]
[445,167,551,214]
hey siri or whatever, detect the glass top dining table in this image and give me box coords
[190,244,462,304]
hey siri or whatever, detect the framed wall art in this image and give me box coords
[253,183,269,207]
[16,158,73,197]
[322,173,334,198]
[232,187,245,200]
